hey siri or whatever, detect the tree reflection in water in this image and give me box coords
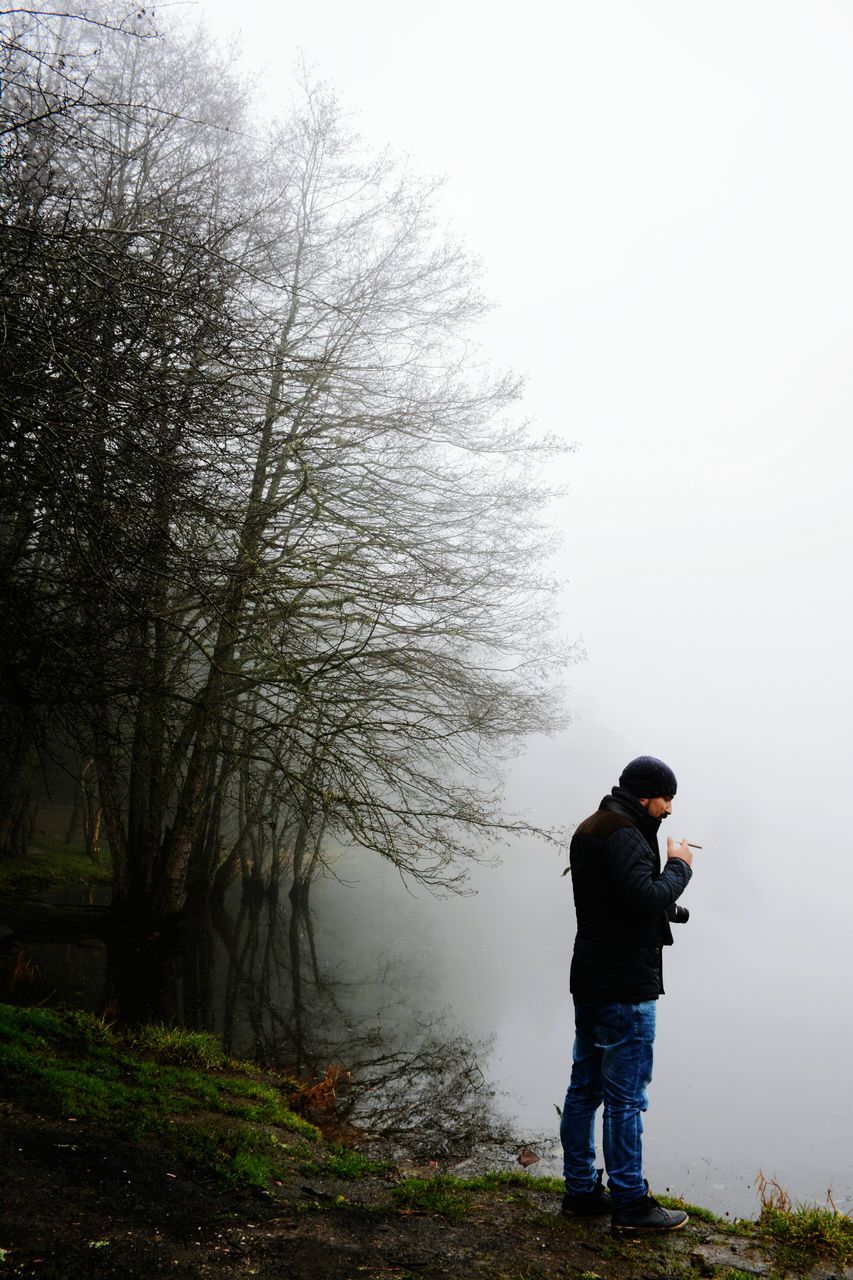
[98,880,510,1162]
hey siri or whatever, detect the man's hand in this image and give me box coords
[666,836,693,868]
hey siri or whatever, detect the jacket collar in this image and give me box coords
[600,786,661,851]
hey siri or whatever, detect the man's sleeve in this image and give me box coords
[604,827,692,916]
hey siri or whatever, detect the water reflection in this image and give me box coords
[2,879,509,1162]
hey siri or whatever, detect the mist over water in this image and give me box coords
[312,826,853,1218]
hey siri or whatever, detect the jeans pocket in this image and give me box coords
[633,1000,657,1044]
[581,1001,632,1048]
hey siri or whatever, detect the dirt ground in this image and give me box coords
[0,1102,807,1280]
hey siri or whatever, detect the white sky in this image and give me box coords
[193,0,853,1205]
[194,0,853,846]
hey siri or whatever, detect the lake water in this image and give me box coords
[4,832,852,1220]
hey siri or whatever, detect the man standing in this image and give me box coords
[559,755,694,1233]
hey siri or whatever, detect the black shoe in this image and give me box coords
[611,1192,689,1234]
[561,1168,612,1217]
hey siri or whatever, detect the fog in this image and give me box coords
[194,0,853,1212]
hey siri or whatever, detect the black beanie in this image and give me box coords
[619,756,677,799]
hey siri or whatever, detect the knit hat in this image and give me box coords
[619,756,677,799]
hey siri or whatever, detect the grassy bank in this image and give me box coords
[0,839,112,894]
[0,1004,321,1189]
[1,1002,851,1279]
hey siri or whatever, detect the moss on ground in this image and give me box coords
[0,838,112,891]
[0,1003,317,1186]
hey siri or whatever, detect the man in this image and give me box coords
[559,755,694,1233]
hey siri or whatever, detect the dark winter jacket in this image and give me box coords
[568,787,692,1003]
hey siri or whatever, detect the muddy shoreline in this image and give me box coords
[1,998,851,1280]
[0,1102,793,1280]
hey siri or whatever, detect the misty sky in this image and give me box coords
[194,0,853,1207]
[195,0,853,804]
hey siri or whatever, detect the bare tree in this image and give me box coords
[1,6,574,918]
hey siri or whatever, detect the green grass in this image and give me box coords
[130,1024,226,1069]
[0,1003,318,1185]
[758,1201,853,1269]
[392,1174,476,1219]
[390,1170,566,1220]
[389,1170,546,1220]
[467,1171,562,1194]
[657,1192,728,1226]
[0,838,112,890]
[321,1145,386,1179]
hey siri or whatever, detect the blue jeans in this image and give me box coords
[560,1000,656,1206]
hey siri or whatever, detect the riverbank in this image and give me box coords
[0,842,113,950]
[1,1004,851,1280]
[0,840,112,895]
